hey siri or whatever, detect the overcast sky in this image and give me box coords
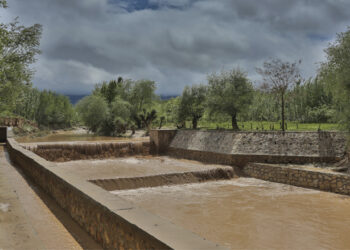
[2,0,350,95]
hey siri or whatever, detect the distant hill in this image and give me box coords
[66,95,87,105]
[160,95,178,100]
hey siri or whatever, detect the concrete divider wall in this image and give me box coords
[0,127,6,142]
[150,129,177,155]
[244,163,350,195]
[6,138,226,250]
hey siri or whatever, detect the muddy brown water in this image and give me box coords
[16,131,147,143]
[12,134,350,249]
[57,156,231,180]
[112,178,350,250]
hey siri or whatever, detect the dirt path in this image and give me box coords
[0,144,101,249]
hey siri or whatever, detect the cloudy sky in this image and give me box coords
[2,0,350,95]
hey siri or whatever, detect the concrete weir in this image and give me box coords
[7,138,227,249]
[4,128,350,249]
[150,129,350,195]
[89,167,235,191]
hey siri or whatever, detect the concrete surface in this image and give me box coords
[0,144,101,249]
[7,138,227,249]
[0,127,6,142]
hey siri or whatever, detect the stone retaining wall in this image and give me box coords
[151,130,347,165]
[167,147,339,167]
[244,163,350,195]
[24,141,150,162]
[170,130,346,158]
[6,138,226,250]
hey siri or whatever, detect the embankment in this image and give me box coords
[150,129,350,195]
[6,138,226,249]
[89,167,235,191]
[23,141,150,162]
[159,130,346,166]
[244,163,350,195]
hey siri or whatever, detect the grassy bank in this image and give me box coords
[161,121,342,131]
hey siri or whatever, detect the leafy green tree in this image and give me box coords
[129,80,157,128]
[257,59,301,131]
[178,84,207,129]
[35,91,74,128]
[130,80,157,111]
[247,89,279,122]
[320,27,350,128]
[76,95,108,132]
[109,98,133,135]
[287,78,334,123]
[207,68,253,130]
[0,1,42,112]
[14,86,40,121]
[165,97,181,125]
[93,77,131,104]
[139,109,157,134]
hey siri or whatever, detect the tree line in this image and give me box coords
[0,1,74,129]
[76,78,157,135]
[2,0,350,134]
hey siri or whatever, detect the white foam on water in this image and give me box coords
[0,203,10,212]
[119,158,143,164]
[111,178,321,198]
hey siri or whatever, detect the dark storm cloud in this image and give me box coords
[3,0,350,95]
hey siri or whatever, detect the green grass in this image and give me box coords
[198,121,342,131]
[161,121,343,131]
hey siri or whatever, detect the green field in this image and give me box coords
[163,121,343,131]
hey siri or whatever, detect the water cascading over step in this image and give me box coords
[23,141,150,162]
[89,167,236,191]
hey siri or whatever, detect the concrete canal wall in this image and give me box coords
[6,138,226,250]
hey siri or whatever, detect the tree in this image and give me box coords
[139,109,157,134]
[109,98,133,135]
[257,59,301,131]
[178,84,207,129]
[207,68,253,130]
[129,80,157,128]
[165,97,181,124]
[76,95,108,132]
[130,79,156,110]
[320,28,350,128]
[93,77,131,104]
[14,86,40,121]
[35,91,74,128]
[0,1,42,112]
